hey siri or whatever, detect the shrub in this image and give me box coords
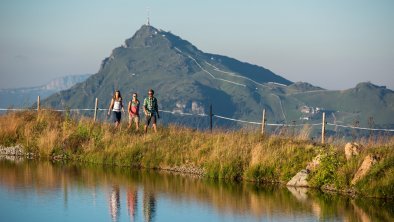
[309,148,342,188]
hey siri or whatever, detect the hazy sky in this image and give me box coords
[0,0,393,90]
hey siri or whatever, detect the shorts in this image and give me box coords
[129,114,140,124]
[145,114,157,126]
[112,111,121,122]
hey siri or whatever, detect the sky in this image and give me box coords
[0,0,393,90]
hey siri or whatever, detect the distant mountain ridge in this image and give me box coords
[40,25,394,132]
[0,74,90,108]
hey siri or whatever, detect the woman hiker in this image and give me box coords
[143,89,160,133]
[128,92,140,131]
[107,90,125,128]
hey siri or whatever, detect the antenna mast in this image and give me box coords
[146,7,150,26]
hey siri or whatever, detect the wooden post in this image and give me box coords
[93,98,98,122]
[261,109,266,135]
[321,112,326,144]
[209,104,213,133]
[37,96,40,111]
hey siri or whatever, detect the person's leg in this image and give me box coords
[135,116,139,131]
[115,112,121,129]
[128,115,132,129]
[144,115,151,133]
[151,115,157,133]
[112,111,118,128]
[152,123,157,133]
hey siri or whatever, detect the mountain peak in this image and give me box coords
[135,25,159,36]
[42,25,294,123]
[356,82,382,88]
[287,82,324,91]
[124,25,170,49]
[41,74,91,90]
[40,25,394,129]
[354,82,391,92]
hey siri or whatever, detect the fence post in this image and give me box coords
[93,98,98,122]
[261,109,266,135]
[321,112,326,144]
[209,104,213,133]
[37,96,40,111]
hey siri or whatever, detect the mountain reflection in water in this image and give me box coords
[0,157,393,222]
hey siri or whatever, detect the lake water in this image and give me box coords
[0,157,393,222]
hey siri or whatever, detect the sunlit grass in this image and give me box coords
[0,110,393,198]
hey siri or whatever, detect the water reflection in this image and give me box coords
[109,185,120,222]
[0,158,393,222]
[127,186,137,221]
[143,190,156,222]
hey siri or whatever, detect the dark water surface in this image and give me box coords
[0,157,393,222]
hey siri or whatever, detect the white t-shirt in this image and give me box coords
[113,99,122,112]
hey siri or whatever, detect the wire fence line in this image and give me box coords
[1,107,393,133]
[326,123,394,132]
[214,114,324,127]
[214,114,262,125]
[159,110,208,117]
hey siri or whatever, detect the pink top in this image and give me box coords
[130,100,139,116]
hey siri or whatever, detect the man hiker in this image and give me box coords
[143,89,160,133]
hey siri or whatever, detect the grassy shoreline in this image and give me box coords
[1,110,393,198]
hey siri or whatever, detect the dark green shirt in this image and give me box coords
[143,97,158,115]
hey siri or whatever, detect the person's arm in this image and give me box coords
[128,101,132,114]
[108,99,114,115]
[155,98,160,118]
[143,99,148,115]
[121,100,125,113]
[137,101,140,115]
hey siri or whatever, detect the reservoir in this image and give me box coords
[0,157,393,221]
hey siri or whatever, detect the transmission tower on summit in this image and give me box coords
[146,7,150,26]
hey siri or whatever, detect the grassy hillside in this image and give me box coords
[289,83,394,126]
[1,110,393,198]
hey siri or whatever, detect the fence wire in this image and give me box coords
[1,107,393,132]
[327,123,394,132]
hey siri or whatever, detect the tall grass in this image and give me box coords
[0,110,393,198]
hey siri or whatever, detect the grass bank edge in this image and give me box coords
[1,110,393,198]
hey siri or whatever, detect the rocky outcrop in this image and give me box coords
[345,143,363,160]
[0,145,25,156]
[351,154,378,185]
[287,155,322,187]
[287,169,310,187]
[162,165,205,176]
[0,144,36,158]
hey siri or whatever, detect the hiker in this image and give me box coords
[143,89,160,133]
[107,90,125,128]
[128,92,140,131]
